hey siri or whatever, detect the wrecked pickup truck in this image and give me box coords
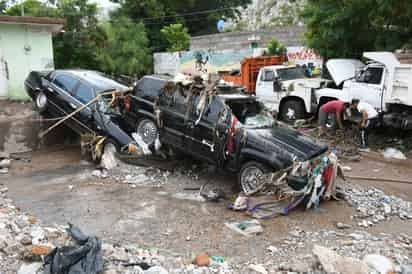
[120,75,328,194]
[25,70,140,160]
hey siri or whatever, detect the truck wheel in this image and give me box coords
[35,92,48,113]
[280,100,305,124]
[136,119,158,145]
[238,161,271,195]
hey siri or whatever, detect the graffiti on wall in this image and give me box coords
[286,47,323,68]
[179,49,256,75]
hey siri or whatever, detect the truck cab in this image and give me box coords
[255,65,328,123]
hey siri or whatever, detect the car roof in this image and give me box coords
[56,70,128,92]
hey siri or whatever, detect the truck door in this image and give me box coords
[158,90,187,149]
[255,68,278,110]
[348,67,384,110]
[187,95,227,164]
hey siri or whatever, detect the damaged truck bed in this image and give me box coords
[120,75,328,194]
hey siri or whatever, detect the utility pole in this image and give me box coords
[20,0,24,16]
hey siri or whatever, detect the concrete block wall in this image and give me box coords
[190,27,305,51]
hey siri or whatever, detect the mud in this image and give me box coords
[3,145,412,267]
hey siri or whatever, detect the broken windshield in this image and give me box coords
[243,112,275,129]
[226,100,275,129]
[277,67,306,81]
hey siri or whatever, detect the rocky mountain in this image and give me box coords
[227,0,304,31]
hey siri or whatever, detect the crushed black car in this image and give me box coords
[120,75,328,194]
[24,70,139,159]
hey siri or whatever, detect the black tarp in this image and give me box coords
[43,224,103,274]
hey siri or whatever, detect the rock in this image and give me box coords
[20,235,32,245]
[248,264,268,274]
[92,169,102,177]
[363,254,395,274]
[30,226,45,245]
[336,222,351,229]
[0,187,8,193]
[401,265,412,274]
[110,247,129,261]
[194,253,210,266]
[0,167,9,174]
[0,151,10,159]
[30,245,53,256]
[17,262,42,274]
[0,159,11,168]
[313,245,369,274]
[143,266,169,274]
[267,245,279,254]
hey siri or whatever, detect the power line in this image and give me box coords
[142,7,237,22]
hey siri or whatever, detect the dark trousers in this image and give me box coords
[360,118,379,148]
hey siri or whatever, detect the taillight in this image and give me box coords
[124,95,131,112]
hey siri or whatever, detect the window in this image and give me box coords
[53,74,78,93]
[261,70,275,81]
[204,96,224,123]
[362,67,383,85]
[74,83,94,104]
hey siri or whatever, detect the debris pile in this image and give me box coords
[235,227,412,273]
[0,183,234,273]
[344,186,412,226]
[0,151,10,174]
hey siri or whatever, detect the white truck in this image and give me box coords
[256,52,412,129]
[255,64,329,123]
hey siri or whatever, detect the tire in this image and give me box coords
[35,92,48,113]
[136,119,158,145]
[238,161,271,195]
[280,100,305,124]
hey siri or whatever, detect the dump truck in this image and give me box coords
[222,55,286,94]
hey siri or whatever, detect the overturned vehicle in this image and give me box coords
[120,75,329,194]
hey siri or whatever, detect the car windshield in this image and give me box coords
[226,100,275,129]
[277,67,306,81]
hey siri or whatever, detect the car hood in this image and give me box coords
[282,78,326,89]
[246,126,328,163]
[326,59,365,86]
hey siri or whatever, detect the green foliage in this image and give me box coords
[161,23,190,52]
[267,38,286,55]
[97,17,151,77]
[5,0,57,17]
[111,0,252,51]
[0,1,8,14]
[52,0,105,70]
[301,0,412,59]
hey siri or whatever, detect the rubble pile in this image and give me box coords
[344,186,412,227]
[235,227,412,273]
[0,183,233,273]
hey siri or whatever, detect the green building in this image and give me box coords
[0,16,64,100]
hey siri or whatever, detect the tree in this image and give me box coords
[97,17,151,77]
[267,38,286,56]
[111,0,252,51]
[0,1,8,14]
[161,23,190,52]
[52,0,106,70]
[5,0,57,17]
[301,0,412,59]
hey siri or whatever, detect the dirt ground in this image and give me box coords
[3,143,412,267]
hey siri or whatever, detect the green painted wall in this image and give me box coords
[0,23,55,100]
